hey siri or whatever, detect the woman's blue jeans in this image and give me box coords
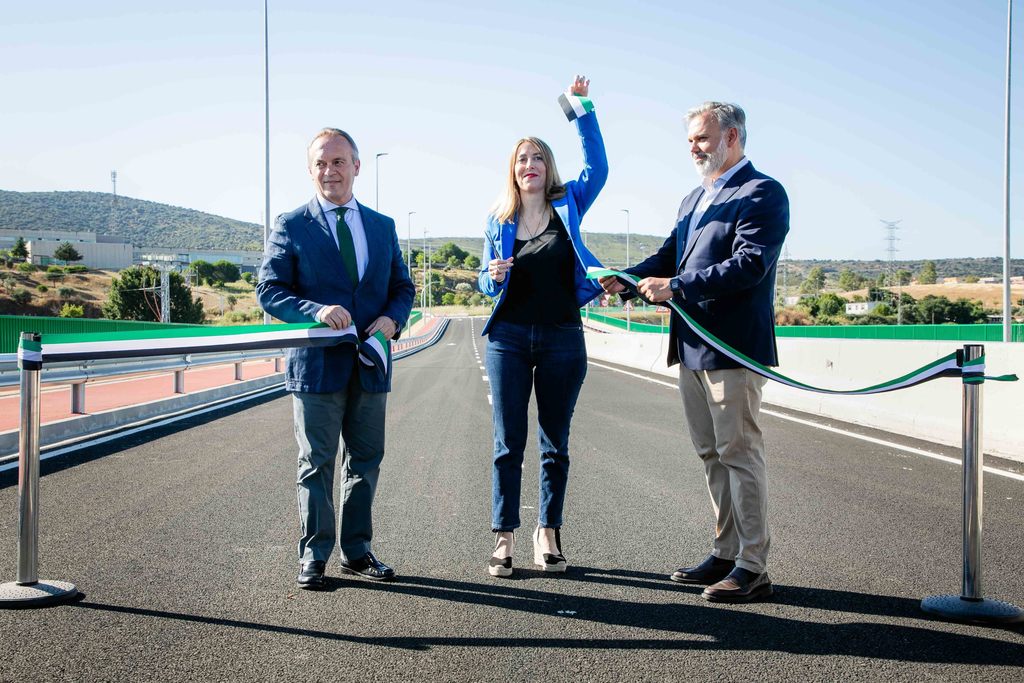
[485,319,588,532]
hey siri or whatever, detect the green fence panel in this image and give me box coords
[0,315,205,354]
[775,323,1023,342]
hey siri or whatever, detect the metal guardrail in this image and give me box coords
[0,351,285,416]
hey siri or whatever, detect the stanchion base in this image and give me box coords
[921,594,1024,625]
[0,580,78,609]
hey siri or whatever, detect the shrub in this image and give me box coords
[64,265,88,274]
[59,303,85,318]
[776,308,812,326]
[58,286,75,298]
[36,284,49,292]
[240,272,255,285]
[11,288,31,304]
[16,262,35,274]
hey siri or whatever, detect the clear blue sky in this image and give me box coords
[1,1,1020,260]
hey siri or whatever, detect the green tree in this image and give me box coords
[11,289,31,305]
[16,262,35,274]
[947,298,986,324]
[799,266,826,295]
[240,271,255,285]
[435,242,469,265]
[837,269,865,292]
[817,292,847,317]
[0,249,13,268]
[59,303,85,318]
[918,261,937,285]
[212,260,240,283]
[46,265,65,283]
[189,260,216,285]
[58,286,75,299]
[895,269,913,286]
[102,265,205,323]
[10,236,28,261]
[464,254,481,269]
[963,275,979,284]
[53,241,82,265]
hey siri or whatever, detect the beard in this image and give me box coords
[692,136,729,179]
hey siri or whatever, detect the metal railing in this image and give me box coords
[0,351,285,416]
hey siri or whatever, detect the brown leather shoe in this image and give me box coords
[670,554,735,584]
[702,567,773,602]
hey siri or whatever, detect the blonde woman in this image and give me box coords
[478,75,606,577]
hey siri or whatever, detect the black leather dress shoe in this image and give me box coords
[296,560,327,590]
[340,552,395,581]
[702,567,773,603]
[670,554,735,584]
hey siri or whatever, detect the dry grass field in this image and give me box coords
[845,282,1024,308]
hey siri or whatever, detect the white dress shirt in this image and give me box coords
[316,195,369,279]
[688,157,750,233]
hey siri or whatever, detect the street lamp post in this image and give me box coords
[262,0,271,325]
[621,208,631,331]
[375,152,389,211]
[422,229,428,312]
[407,211,416,275]
[1002,0,1014,342]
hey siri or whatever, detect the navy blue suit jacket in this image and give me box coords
[627,162,789,370]
[256,198,416,393]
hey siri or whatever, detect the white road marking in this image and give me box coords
[587,360,1024,483]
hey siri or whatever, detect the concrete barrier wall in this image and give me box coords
[585,331,1024,463]
[0,374,285,457]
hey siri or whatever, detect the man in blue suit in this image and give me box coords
[257,128,416,590]
[601,102,788,603]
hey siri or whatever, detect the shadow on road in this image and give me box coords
[71,567,1024,664]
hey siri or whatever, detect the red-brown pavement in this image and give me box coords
[0,359,280,432]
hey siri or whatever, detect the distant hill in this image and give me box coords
[2,190,1021,279]
[0,190,262,250]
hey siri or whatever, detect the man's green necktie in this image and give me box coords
[334,207,359,283]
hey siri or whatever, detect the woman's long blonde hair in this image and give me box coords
[489,137,567,224]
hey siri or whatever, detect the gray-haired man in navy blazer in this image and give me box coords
[601,102,788,603]
[258,128,415,589]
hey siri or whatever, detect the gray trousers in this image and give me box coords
[678,366,770,573]
[292,378,387,564]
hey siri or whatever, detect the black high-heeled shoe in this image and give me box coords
[533,526,567,573]
[488,531,514,577]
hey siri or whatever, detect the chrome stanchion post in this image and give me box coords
[0,332,78,609]
[921,343,1023,625]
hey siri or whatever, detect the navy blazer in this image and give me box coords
[627,161,789,370]
[256,198,416,393]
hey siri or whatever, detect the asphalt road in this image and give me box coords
[1,318,1022,682]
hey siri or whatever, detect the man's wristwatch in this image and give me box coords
[669,277,683,298]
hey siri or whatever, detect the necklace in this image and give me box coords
[519,206,549,240]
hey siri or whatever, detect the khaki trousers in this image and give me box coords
[678,366,770,573]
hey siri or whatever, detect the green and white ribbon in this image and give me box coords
[358,330,391,382]
[17,337,42,371]
[558,93,595,121]
[17,322,396,381]
[586,267,1018,394]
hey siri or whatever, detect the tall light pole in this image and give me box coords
[375,152,389,211]
[262,0,271,325]
[620,208,631,268]
[1002,0,1014,342]
[422,229,428,311]
[407,211,416,275]
[621,208,631,331]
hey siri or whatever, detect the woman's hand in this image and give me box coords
[569,74,590,98]
[488,257,514,283]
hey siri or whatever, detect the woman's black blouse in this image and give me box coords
[495,213,581,325]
